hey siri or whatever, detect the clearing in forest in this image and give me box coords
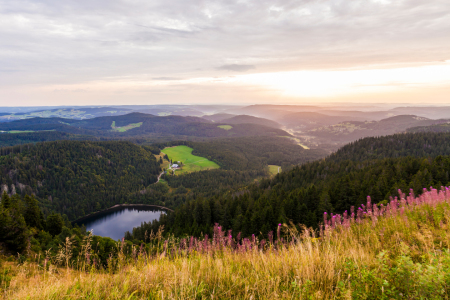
[217,125,233,130]
[111,121,143,132]
[162,145,220,174]
[268,165,281,176]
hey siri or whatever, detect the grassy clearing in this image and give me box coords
[111,121,143,132]
[4,188,450,299]
[268,165,281,176]
[3,130,35,133]
[217,125,233,130]
[162,145,219,175]
[0,130,57,134]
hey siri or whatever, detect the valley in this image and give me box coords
[3,104,450,298]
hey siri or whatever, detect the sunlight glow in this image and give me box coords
[233,64,450,97]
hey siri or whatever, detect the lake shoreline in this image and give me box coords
[73,204,173,224]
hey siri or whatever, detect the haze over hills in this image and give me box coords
[3,0,450,295]
[219,115,282,128]
[0,112,290,139]
[305,115,444,146]
[3,105,450,299]
[0,105,243,122]
[202,113,236,122]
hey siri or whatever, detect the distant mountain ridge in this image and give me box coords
[306,115,443,144]
[219,115,281,128]
[0,112,291,139]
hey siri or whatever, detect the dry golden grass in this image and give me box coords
[3,199,450,299]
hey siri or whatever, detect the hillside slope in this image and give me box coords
[0,141,161,220]
[219,115,281,128]
[3,187,450,299]
[0,113,290,139]
[329,132,450,162]
[307,115,442,144]
[132,133,450,238]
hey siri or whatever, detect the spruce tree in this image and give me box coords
[1,191,11,209]
[24,195,42,229]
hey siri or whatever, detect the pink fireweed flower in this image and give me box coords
[260,239,266,250]
[189,236,194,252]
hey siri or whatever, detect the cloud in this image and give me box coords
[0,0,449,105]
[217,64,255,72]
[152,77,183,81]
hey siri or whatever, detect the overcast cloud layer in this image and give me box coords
[1,0,449,105]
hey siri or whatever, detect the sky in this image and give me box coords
[1,0,450,106]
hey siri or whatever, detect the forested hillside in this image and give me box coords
[127,133,450,240]
[0,141,161,220]
[329,132,450,162]
[218,115,281,128]
[155,136,327,171]
[306,115,444,144]
[129,155,450,239]
[0,113,291,139]
[407,123,450,133]
[0,131,101,148]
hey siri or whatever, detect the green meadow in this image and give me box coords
[1,130,56,134]
[268,165,281,176]
[162,145,220,174]
[217,125,233,130]
[111,121,143,132]
[6,130,35,133]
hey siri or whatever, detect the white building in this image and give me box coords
[172,164,179,168]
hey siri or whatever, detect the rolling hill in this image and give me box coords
[276,112,363,130]
[134,132,450,238]
[219,115,281,128]
[306,115,442,145]
[202,113,236,122]
[0,113,291,139]
[0,141,161,220]
[0,107,133,122]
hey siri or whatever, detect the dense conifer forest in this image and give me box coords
[0,141,161,220]
[154,136,327,171]
[0,191,122,265]
[0,113,291,139]
[126,133,450,241]
[0,131,102,148]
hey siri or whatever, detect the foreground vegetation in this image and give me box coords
[2,187,450,299]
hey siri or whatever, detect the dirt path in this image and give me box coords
[155,171,165,183]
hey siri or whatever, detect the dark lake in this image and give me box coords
[76,207,165,241]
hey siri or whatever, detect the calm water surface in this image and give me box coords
[78,207,164,241]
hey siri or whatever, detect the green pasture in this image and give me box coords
[3,130,35,133]
[162,145,220,175]
[111,121,143,132]
[1,130,57,134]
[217,125,233,130]
[268,165,281,176]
